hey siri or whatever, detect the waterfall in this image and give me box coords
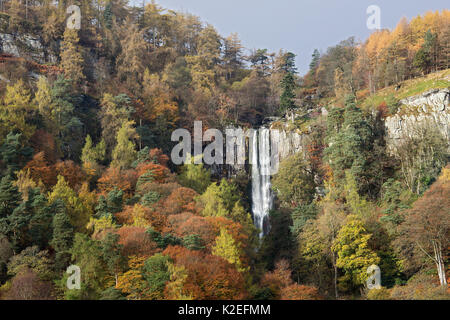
[251,128,273,238]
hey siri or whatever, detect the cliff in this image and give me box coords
[385,88,450,151]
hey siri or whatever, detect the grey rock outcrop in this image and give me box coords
[385,88,450,150]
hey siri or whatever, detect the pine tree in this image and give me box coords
[50,199,74,271]
[309,49,320,71]
[101,232,126,287]
[0,132,33,177]
[279,72,296,114]
[0,175,21,219]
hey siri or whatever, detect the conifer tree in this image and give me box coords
[60,29,86,87]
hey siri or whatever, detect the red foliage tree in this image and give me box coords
[97,167,138,196]
[24,152,57,188]
[116,226,160,258]
[163,246,247,300]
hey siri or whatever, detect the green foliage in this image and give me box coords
[81,135,106,165]
[100,232,126,283]
[325,95,387,198]
[279,72,297,113]
[140,191,161,207]
[290,203,318,237]
[182,234,205,251]
[272,152,315,208]
[146,227,181,249]
[179,162,211,194]
[197,178,241,218]
[70,233,107,298]
[48,176,90,231]
[0,132,33,176]
[111,121,138,169]
[332,215,380,288]
[141,253,171,300]
[50,200,74,271]
[413,30,437,74]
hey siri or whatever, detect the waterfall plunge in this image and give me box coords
[251,128,273,238]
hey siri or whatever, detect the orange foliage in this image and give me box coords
[116,226,160,258]
[207,216,248,249]
[162,187,200,215]
[169,214,216,248]
[115,205,167,232]
[163,246,247,300]
[261,260,293,295]
[136,163,170,183]
[149,148,169,167]
[97,167,138,196]
[280,284,322,300]
[54,160,85,189]
[24,152,57,188]
[30,129,58,164]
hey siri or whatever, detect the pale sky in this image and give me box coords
[131,0,449,75]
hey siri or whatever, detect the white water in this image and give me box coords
[251,128,273,237]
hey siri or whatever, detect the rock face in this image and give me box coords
[0,33,56,63]
[385,88,450,150]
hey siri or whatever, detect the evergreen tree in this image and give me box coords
[0,175,21,219]
[0,132,33,177]
[309,49,321,71]
[101,232,126,287]
[279,72,297,114]
[50,199,74,271]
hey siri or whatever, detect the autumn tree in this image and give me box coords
[395,167,450,288]
[60,29,86,88]
[332,215,380,290]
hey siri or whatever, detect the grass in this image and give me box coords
[359,69,450,112]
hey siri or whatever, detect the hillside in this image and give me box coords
[0,1,448,301]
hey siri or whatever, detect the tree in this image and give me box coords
[50,200,74,271]
[325,95,386,198]
[212,228,246,272]
[48,175,90,232]
[395,167,450,288]
[99,93,133,154]
[309,49,321,72]
[332,215,380,290]
[101,232,126,287]
[81,135,106,166]
[60,29,85,87]
[272,152,316,208]
[178,162,211,194]
[279,72,296,114]
[0,80,36,141]
[0,132,33,177]
[395,122,448,195]
[0,175,21,219]
[413,30,438,74]
[141,253,171,300]
[111,121,138,169]
[69,233,107,299]
[116,20,148,92]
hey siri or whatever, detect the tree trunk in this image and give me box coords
[333,252,338,299]
[433,241,447,288]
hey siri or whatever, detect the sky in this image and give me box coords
[132,0,449,75]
